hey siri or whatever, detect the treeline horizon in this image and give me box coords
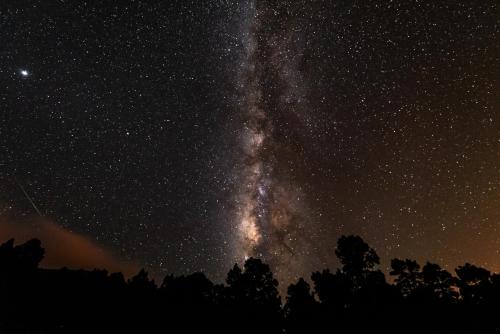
[2,235,500,333]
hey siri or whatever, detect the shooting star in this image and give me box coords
[16,180,43,217]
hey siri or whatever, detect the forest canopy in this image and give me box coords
[1,235,499,333]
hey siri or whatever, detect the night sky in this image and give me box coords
[1,1,499,284]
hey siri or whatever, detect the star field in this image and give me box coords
[0,0,498,283]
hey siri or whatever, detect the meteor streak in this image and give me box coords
[16,180,43,217]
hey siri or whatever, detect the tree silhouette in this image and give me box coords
[1,235,500,334]
[390,258,422,299]
[312,235,398,332]
[456,263,490,305]
[15,239,44,270]
[0,238,44,272]
[336,235,380,276]
[224,258,282,333]
[420,262,457,303]
[128,268,156,291]
[226,258,281,309]
[284,278,318,334]
[311,268,352,310]
[334,235,386,302]
[161,271,214,304]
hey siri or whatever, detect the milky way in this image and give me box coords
[232,1,319,281]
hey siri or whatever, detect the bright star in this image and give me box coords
[258,185,266,196]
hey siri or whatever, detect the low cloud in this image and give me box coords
[0,214,138,277]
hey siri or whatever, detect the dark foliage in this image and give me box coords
[1,235,499,333]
